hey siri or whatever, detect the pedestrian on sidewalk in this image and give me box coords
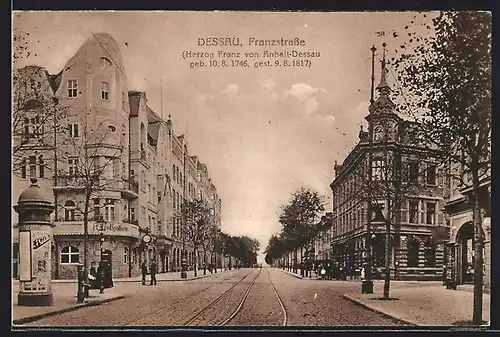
[90,261,98,289]
[141,261,147,285]
[150,261,157,285]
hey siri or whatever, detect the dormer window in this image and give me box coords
[100,57,112,68]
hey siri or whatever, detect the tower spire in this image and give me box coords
[376,42,390,96]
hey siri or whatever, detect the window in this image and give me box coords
[130,207,135,221]
[408,200,419,224]
[424,240,435,267]
[101,82,110,100]
[372,159,385,180]
[426,202,436,225]
[100,57,112,68]
[39,156,44,178]
[426,164,437,185]
[104,200,115,222]
[406,238,419,267]
[131,169,135,177]
[173,192,176,209]
[122,92,126,109]
[67,80,78,98]
[409,162,419,183]
[158,225,162,234]
[124,247,129,264]
[61,246,79,264]
[68,123,79,137]
[24,116,43,138]
[29,156,36,178]
[21,158,26,179]
[64,200,76,221]
[132,249,137,264]
[68,158,78,176]
[93,198,100,219]
[93,157,101,176]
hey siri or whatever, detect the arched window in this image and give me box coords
[61,246,79,264]
[64,200,77,221]
[407,237,420,267]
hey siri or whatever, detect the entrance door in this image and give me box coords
[456,222,474,285]
[102,249,113,276]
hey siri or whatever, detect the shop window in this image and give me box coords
[61,246,79,264]
[124,247,129,264]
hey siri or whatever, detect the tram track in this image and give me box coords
[219,267,287,326]
[183,268,261,326]
[122,269,256,326]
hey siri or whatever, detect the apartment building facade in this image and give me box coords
[13,33,222,279]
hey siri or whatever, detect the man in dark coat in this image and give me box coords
[90,261,98,289]
[150,261,157,285]
[141,261,148,285]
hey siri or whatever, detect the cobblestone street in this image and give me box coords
[18,268,404,327]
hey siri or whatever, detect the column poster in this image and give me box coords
[25,229,52,292]
[18,231,32,282]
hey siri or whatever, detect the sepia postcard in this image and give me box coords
[11,10,491,330]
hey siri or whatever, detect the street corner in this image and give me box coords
[341,293,416,326]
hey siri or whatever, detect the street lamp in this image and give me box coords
[180,146,188,279]
[97,216,106,294]
[362,44,377,295]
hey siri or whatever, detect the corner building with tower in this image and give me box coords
[328,50,448,281]
[12,33,222,280]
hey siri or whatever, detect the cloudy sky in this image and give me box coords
[13,11,434,261]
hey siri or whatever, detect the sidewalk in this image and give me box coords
[342,282,491,326]
[12,268,228,325]
[13,268,226,285]
[12,285,124,325]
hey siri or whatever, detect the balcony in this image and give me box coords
[53,174,99,191]
[53,218,140,238]
[121,177,139,199]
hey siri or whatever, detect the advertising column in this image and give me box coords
[14,179,55,306]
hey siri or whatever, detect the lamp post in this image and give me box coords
[180,146,188,279]
[362,45,377,295]
[97,216,105,294]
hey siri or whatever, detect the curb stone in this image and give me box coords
[277,268,304,279]
[341,294,417,326]
[21,271,224,285]
[12,295,126,326]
